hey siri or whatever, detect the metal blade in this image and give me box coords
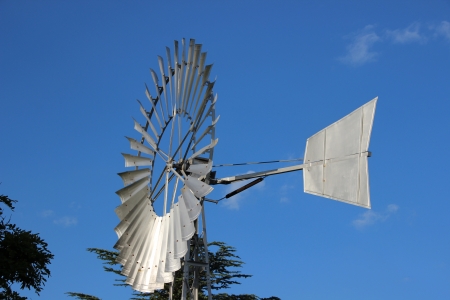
[189,138,218,160]
[137,100,159,139]
[114,198,151,243]
[114,186,149,221]
[184,42,201,114]
[188,52,207,114]
[187,160,212,177]
[172,202,188,258]
[184,175,213,198]
[165,47,174,113]
[156,215,173,284]
[150,69,167,123]
[126,137,155,156]
[157,56,170,117]
[177,195,195,240]
[191,117,219,150]
[122,153,153,167]
[180,185,202,221]
[145,84,163,129]
[134,120,158,151]
[181,39,193,112]
[118,168,151,186]
[165,207,181,272]
[192,64,213,119]
[116,176,150,203]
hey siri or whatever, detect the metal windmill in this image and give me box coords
[113,38,377,300]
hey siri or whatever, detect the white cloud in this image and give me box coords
[39,209,54,217]
[280,197,289,203]
[435,21,450,40]
[279,183,295,203]
[69,201,82,210]
[340,25,381,66]
[386,23,426,44]
[54,216,78,227]
[352,204,399,229]
[340,21,449,66]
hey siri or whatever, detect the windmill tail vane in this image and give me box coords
[113,38,377,300]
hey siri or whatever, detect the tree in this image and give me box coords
[0,194,54,300]
[67,241,279,300]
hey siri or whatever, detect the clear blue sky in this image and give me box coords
[1,1,450,299]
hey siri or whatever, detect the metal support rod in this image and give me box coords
[201,205,213,300]
[213,163,306,184]
[181,240,190,300]
[213,157,303,167]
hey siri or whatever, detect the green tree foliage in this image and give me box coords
[67,241,279,300]
[0,194,54,300]
[65,293,101,300]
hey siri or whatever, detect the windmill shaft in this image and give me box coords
[213,163,306,184]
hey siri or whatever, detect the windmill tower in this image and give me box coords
[114,38,377,300]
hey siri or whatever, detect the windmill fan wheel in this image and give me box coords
[113,38,218,293]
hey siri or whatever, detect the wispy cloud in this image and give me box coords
[435,21,450,41]
[54,216,78,227]
[39,209,54,218]
[221,171,265,210]
[340,21,449,66]
[339,25,381,66]
[69,201,82,211]
[352,204,399,229]
[386,23,426,44]
[279,183,295,203]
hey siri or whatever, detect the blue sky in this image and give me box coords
[1,1,450,299]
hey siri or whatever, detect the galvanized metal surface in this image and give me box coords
[115,39,217,297]
[303,97,377,208]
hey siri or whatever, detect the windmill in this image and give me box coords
[113,38,377,300]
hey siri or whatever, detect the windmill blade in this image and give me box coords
[188,51,207,115]
[155,216,174,284]
[157,56,170,117]
[126,215,160,287]
[115,202,155,257]
[192,64,213,118]
[177,195,195,240]
[184,175,213,198]
[118,168,151,186]
[150,69,167,123]
[116,176,150,203]
[122,153,153,167]
[123,215,161,279]
[192,116,220,150]
[126,137,155,156]
[137,100,159,139]
[172,201,188,258]
[192,79,214,125]
[114,186,149,220]
[133,120,158,151]
[187,160,213,177]
[181,39,194,112]
[145,84,164,129]
[303,97,377,208]
[196,98,218,130]
[185,43,202,114]
[180,186,202,221]
[189,138,218,160]
[166,47,173,99]
[114,196,151,242]
[165,207,182,272]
